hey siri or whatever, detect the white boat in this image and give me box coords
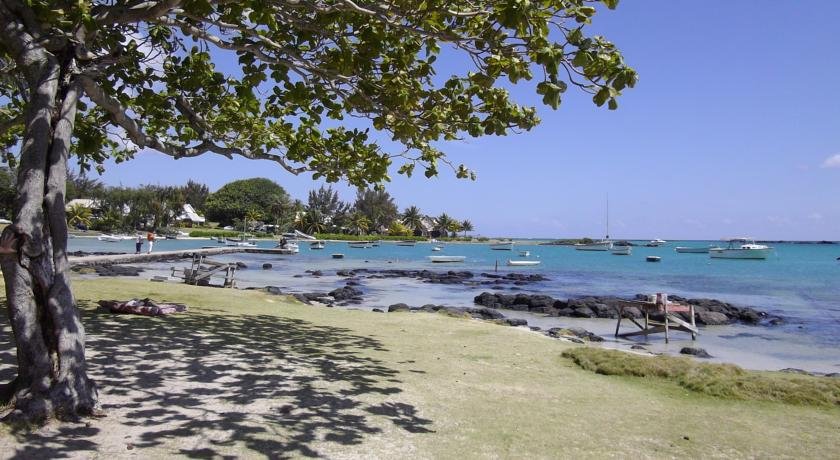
[611,246,631,255]
[349,241,373,248]
[227,241,257,247]
[274,241,300,253]
[310,241,325,250]
[97,234,122,242]
[507,259,541,266]
[489,241,514,250]
[396,240,417,247]
[282,230,317,241]
[575,241,613,251]
[432,246,443,251]
[709,238,772,260]
[519,250,530,257]
[675,246,712,253]
[645,239,667,247]
[428,255,466,263]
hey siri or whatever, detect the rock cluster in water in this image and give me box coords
[473,292,781,326]
[335,269,548,287]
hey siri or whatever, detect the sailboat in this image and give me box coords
[575,195,613,251]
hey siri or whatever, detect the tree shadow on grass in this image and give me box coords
[0,299,434,458]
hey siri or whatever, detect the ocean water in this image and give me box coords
[69,237,840,372]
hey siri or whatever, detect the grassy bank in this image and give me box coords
[1,278,839,458]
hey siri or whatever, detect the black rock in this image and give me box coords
[236,261,248,269]
[262,263,272,270]
[630,345,647,350]
[372,308,384,313]
[388,303,411,312]
[504,318,528,327]
[329,286,363,301]
[680,347,712,358]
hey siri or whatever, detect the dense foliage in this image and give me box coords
[204,178,292,226]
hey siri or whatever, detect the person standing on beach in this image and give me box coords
[135,235,143,254]
[147,229,156,254]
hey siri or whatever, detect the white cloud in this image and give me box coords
[821,154,840,168]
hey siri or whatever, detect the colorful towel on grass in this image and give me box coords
[98,298,187,316]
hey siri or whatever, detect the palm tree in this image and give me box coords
[244,208,262,232]
[447,221,462,238]
[347,212,370,236]
[66,204,92,229]
[401,206,424,235]
[460,219,474,238]
[435,213,455,238]
[301,209,326,235]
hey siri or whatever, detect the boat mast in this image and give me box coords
[605,193,610,240]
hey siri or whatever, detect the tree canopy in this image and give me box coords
[1,0,636,186]
[204,177,291,226]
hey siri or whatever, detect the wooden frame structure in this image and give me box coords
[613,295,698,343]
[170,253,238,288]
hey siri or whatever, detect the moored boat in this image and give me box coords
[97,234,122,242]
[507,259,541,266]
[675,246,712,254]
[348,241,372,248]
[432,246,443,251]
[310,241,325,250]
[227,241,257,247]
[428,255,466,263]
[519,250,530,257]
[709,238,772,259]
[646,256,661,262]
[575,240,613,251]
[645,239,667,247]
[332,253,345,259]
[611,246,631,255]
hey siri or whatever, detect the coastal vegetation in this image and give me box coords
[0,0,635,423]
[563,348,840,407]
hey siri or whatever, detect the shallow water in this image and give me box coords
[70,237,840,372]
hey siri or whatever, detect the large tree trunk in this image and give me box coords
[0,57,98,423]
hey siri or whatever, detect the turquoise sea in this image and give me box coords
[69,237,840,372]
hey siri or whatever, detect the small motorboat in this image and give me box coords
[645,239,667,247]
[489,241,514,250]
[709,238,772,259]
[310,241,325,250]
[675,246,712,253]
[227,241,257,248]
[428,255,466,263]
[519,250,530,257]
[332,253,345,259]
[97,234,122,242]
[274,241,300,254]
[611,246,631,255]
[507,259,541,266]
[349,241,372,248]
[646,256,661,262]
[432,246,443,251]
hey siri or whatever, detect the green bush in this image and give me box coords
[562,347,840,407]
[189,229,246,238]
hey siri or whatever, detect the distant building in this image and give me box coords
[175,204,206,226]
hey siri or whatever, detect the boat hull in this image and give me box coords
[709,248,771,259]
[489,243,514,250]
[675,247,711,253]
[428,256,466,263]
[507,260,540,266]
[575,242,612,251]
[611,247,631,255]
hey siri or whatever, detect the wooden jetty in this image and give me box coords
[171,253,237,288]
[613,294,698,343]
[68,247,289,267]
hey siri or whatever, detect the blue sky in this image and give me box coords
[92,1,840,240]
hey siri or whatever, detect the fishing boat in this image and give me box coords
[645,239,667,247]
[489,241,514,250]
[348,241,372,248]
[519,250,530,257]
[709,238,772,259]
[332,253,345,259]
[507,259,541,266]
[396,240,417,247]
[97,234,122,242]
[675,246,712,253]
[646,256,661,262]
[575,195,614,251]
[428,255,466,263]
[611,246,631,255]
[310,241,325,250]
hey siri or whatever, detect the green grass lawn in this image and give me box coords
[1,278,839,458]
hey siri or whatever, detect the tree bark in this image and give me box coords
[0,56,98,423]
